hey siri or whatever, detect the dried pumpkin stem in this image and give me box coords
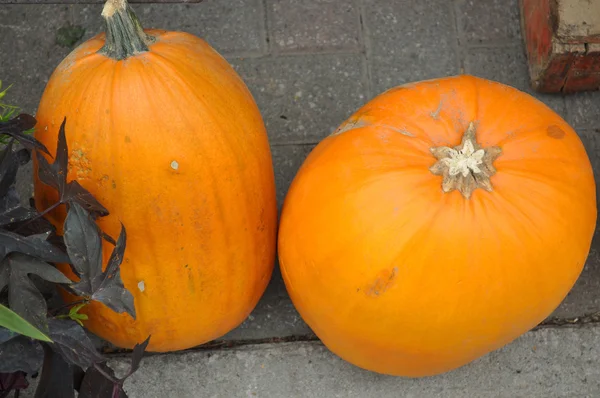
[429,122,502,199]
[99,0,156,60]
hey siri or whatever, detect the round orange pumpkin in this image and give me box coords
[278,75,596,377]
[33,0,277,352]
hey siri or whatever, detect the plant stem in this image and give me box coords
[50,299,88,316]
[38,201,61,217]
[12,201,61,234]
[112,384,121,398]
[429,122,502,199]
[99,0,155,60]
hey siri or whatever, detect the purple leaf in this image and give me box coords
[0,371,28,394]
[0,327,17,345]
[78,336,150,398]
[0,114,49,155]
[127,335,150,377]
[65,181,109,218]
[64,203,103,293]
[65,205,135,319]
[0,229,70,264]
[4,214,55,237]
[0,196,39,229]
[0,336,43,373]
[35,118,108,217]
[33,343,75,398]
[0,141,18,198]
[79,363,127,398]
[91,226,135,319]
[0,143,39,230]
[47,319,105,370]
[3,254,72,333]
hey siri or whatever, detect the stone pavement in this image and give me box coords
[2,0,600,396]
[111,325,600,397]
[19,324,600,397]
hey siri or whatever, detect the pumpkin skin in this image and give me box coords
[278,75,596,377]
[33,22,277,350]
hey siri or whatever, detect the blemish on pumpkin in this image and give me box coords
[98,175,109,186]
[431,100,444,120]
[125,136,131,143]
[547,125,565,139]
[331,118,369,136]
[137,281,145,292]
[170,160,179,170]
[186,266,195,293]
[112,180,117,189]
[366,267,399,297]
[70,149,92,179]
[378,124,414,137]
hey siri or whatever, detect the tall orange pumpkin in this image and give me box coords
[33,0,277,352]
[278,75,596,377]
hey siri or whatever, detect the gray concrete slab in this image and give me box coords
[132,0,267,56]
[270,144,316,210]
[362,0,460,94]
[101,325,600,397]
[266,0,361,53]
[455,0,522,44]
[0,5,81,114]
[221,288,313,341]
[567,92,600,130]
[230,55,368,144]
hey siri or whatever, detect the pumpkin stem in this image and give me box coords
[99,0,156,60]
[429,122,502,199]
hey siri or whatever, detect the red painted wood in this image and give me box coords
[563,49,600,93]
[520,0,600,93]
[521,0,553,66]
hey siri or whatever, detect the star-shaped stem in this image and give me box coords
[429,122,502,199]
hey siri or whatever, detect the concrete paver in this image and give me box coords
[455,0,522,44]
[269,144,316,210]
[107,325,600,397]
[567,93,600,130]
[230,54,368,144]
[363,0,460,93]
[137,1,267,55]
[266,0,361,53]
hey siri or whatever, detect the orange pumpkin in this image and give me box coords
[278,75,596,377]
[33,0,277,352]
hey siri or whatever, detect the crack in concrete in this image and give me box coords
[102,314,600,358]
[102,334,320,357]
[540,311,600,327]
